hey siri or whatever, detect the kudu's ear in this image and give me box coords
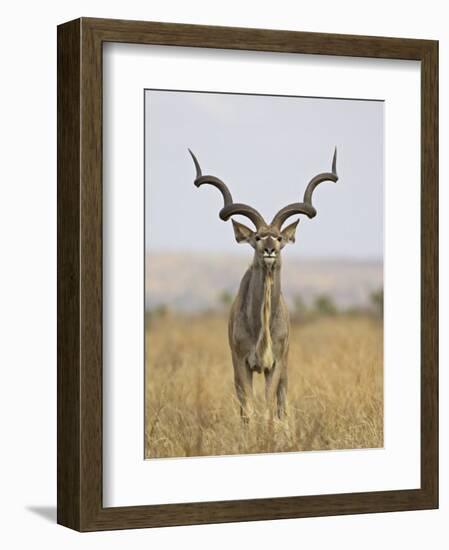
[232,219,255,243]
[281,219,299,243]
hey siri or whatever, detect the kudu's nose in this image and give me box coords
[264,247,275,255]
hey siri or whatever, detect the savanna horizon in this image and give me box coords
[145,251,383,314]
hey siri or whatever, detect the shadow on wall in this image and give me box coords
[26,506,56,523]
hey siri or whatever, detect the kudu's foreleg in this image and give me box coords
[264,366,279,419]
[234,361,254,423]
[276,374,288,418]
[264,364,288,419]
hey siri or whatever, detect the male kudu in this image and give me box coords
[189,149,338,420]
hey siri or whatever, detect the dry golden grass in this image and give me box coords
[145,314,383,458]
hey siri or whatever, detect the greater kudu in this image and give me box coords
[189,149,338,420]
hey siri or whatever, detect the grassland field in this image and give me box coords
[145,313,383,459]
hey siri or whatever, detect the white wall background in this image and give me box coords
[0,0,446,548]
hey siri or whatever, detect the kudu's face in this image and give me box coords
[232,220,299,268]
[188,148,338,262]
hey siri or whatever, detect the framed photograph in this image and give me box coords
[57,17,438,531]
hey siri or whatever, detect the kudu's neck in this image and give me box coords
[245,253,282,370]
[247,253,282,327]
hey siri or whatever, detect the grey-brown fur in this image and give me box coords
[189,148,338,420]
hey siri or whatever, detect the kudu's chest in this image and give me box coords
[242,269,287,372]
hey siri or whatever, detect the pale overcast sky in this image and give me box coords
[145,90,383,260]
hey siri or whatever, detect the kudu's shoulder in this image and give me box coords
[228,267,253,329]
[233,266,253,305]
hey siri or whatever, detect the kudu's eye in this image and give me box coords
[277,237,282,242]
[255,236,261,241]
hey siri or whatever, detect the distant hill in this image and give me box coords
[145,252,383,312]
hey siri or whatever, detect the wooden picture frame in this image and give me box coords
[57,17,438,531]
